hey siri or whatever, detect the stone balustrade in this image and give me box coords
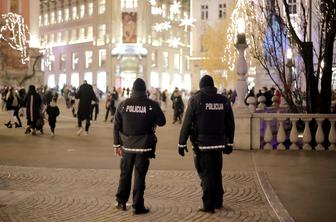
[250,113,336,150]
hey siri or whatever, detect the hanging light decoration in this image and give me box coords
[0,12,30,64]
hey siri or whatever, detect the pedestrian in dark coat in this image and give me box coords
[113,78,166,215]
[172,90,184,124]
[178,75,235,213]
[25,85,42,134]
[46,95,60,136]
[75,81,97,135]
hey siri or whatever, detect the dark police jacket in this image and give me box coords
[178,86,235,151]
[113,91,166,154]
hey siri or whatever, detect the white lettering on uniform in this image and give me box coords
[205,103,224,110]
[125,105,147,113]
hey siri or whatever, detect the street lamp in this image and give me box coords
[235,17,248,108]
[286,47,293,87]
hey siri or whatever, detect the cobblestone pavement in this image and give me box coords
[0,166,279,222]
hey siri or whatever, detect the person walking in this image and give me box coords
[178,75,235,213]
[46,94,60,136]
[75,80,97,136]
[172,90,184,124]
[24,85,42,135]
[113,78,166,215]
[4,87,20,128]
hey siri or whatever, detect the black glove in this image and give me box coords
[178,146,188,157]
[223,145,233,155]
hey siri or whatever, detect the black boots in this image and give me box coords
[4,122,12,128]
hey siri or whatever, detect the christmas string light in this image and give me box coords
[0,12,30,64]
[179,15,196,32]
[167,37,182,48]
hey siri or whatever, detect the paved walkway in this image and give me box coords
[0,166,280,222]
[0,102,335,221]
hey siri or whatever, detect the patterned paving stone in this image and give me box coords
[0,166,279,222]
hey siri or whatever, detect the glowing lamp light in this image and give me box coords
[286,48,293,60]
[237,18,245,34]
[29,34,40,48]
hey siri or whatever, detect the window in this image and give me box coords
[161,73,170,90]
[71,73,79,88]
[85,51,93,69]
[79,27,85,40]
[87,26,93,40]
[163,51,169,68]
[150,72,159,88]
[84,72,93,84]
[72,52,79,70]
[39,15,42,26]
[151,51,157,67]
[49,33,55,44]
[44,14,48,26]
[219,3,226,19]
[98,24,106,44]
[121,0,138,9]
[201,5,208,20]
[72,6,77,20]
[288,0,297,14]
[99,49,106,67]
[48,75,56,88]
[64,8,69,21]
[63,31,69,42]
[97,72,107,92]
[174,53,179,70]
[80,4,85,18]
[99,0,106,14]
[50,12,55,24]
[88,2,93,16]
[59,74,67,88]
[57,10,62,23]
[71,29,77,41]
[60,54,66,71]
[57,32,62,43]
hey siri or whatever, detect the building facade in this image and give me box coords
[39,0,191,93]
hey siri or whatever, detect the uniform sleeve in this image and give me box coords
[113,102,124,147]
[224,100,235,145]
[153,102,166,127]
[178,98,194,147]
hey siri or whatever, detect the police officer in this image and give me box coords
[113,78,166,215]
[178,75,235,213]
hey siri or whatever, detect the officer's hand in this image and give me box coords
[223,145,233,155]
[114,147,122,157]
[178,146,188,157]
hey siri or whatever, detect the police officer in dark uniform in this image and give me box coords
[113,78,166,215]
[178,75,235,213]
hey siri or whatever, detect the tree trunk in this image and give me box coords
[320,31,335,113]
[302,42,319,113]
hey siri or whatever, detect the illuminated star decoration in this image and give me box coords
[148,0,156,6]
[179,15,196,32]
[152,7,163,15]
[153,21,171,32]
[167,37,182,48]
[170,1,181,15]
[0,13,30,64]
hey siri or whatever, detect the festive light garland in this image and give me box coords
[0,12,30,64]
[224,0,264,70]
[167,37,182,48]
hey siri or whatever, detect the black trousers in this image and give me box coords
[116,152,150,210]
[49,121,56,133]
[91,104,99,121]
[194,150,224,210]
[77,113,91,131]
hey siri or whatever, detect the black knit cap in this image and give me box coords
[199,75,214,88]
[132,78,146,92]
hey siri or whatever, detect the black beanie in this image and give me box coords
[199,75,214,88]
[132,78,146,92]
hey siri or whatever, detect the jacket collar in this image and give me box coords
[200,86,217,95]
[130,90,147,98]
